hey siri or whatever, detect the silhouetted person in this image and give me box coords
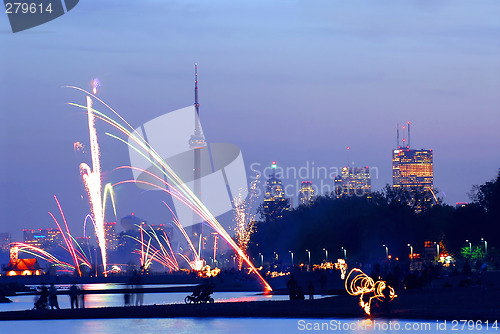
[286,275,299,300]
[69,283,79,309]
[48,284,60,310]
[131,271,144,306]
[296,286,305,300]
[382,285,391,314]
[307,281,314,300]
[34,286,49,310]
[79,285,85,308]
[124,285,131,306]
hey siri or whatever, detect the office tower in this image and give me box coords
[334,166,371,198]
[392,122,435,211]
[104,222,118,251]
[260,161,290,222]
[23,228,62,251]
[298,181,315,205]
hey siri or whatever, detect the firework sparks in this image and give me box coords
[335,259,348,280]
[233,176,259,270]
[345,268,397,316]
[92,78,101,95]
[73,141,85,153]
[79,95,108,276]
[67,86,272,291]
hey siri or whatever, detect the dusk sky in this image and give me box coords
[1,0,499,241]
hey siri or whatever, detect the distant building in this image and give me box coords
[298,181,315,205]
[392,122,435,211]
[455,202,468,208]
[3,245,41,276]
[392,149,433,189]
[260,161,290,222]
[23,228,63,251]
[334,167,371,198]
[75,236,92,253]
[150,224,174,240]
[104,222,118,251]
[0,233,11,252]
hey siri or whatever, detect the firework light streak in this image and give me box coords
[233,176,259,270]
[11,242,75,271]
[48,196,82,276]
[345,268,397,316]
[126,224,180,271]
[67,86,271,291]
[79,95,108,276]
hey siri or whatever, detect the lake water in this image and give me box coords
[0,284,493,333]
[0,318,494,334]
[0,283,291,312]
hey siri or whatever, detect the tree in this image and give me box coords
[469,169,500,213]
[257,198,290,223]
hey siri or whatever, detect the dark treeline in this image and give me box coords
[248,170,500,267]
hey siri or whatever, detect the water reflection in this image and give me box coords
[0,283,291,312]
[0,318,490,334]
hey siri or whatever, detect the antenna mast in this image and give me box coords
[397,124,400,148]
[407,121,411,149]
[194,63,200,135]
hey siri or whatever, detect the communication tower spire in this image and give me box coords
[397,124,400,148]
[407,121,411,149]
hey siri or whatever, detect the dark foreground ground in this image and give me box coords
[0,284,498,321]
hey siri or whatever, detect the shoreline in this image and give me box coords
[0,286,498,322]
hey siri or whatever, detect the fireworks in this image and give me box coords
[345,268,397,316]
[79,95,108,276]
[67,85,271,290]
[233,176,259,270]
[92,78,101,95]
[10,196,93,275]
[335,259,348,280]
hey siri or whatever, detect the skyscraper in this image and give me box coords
[392,122,435,211]
[298,181,315,205]
[260,161,290,222]
[104,222,118,252]
[23,228,63,251]
[334,167,371,198]
[392,149,433,189]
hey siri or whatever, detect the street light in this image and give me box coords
[323,248,328,263]
[259,253,263,267]
[306,250,311,270]
[289,251,294,267]
[383,244,388,259]
[481,238,487,255]
[341,246,346,260]
[436,242,440,260]
[408,244,413,269]
[466,240,472,256]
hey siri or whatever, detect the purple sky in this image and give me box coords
[1,0,499,241]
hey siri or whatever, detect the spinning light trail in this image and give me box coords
[345,268,397,316]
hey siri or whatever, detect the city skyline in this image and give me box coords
[1,1,499,240]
